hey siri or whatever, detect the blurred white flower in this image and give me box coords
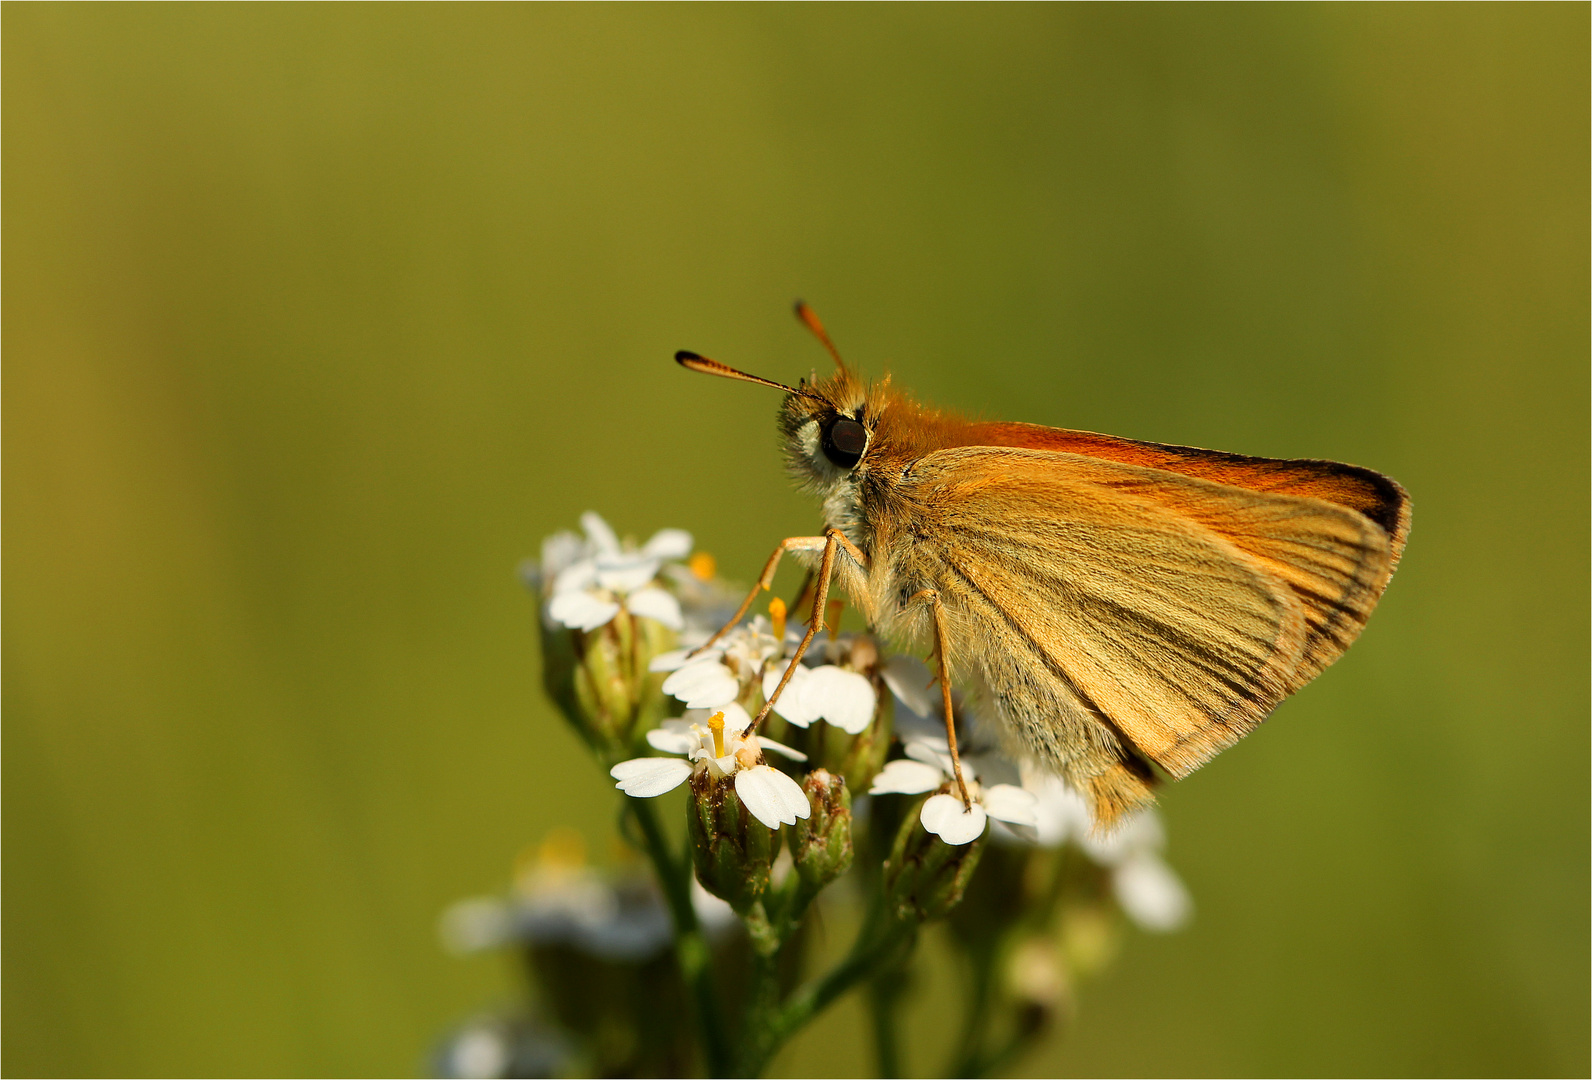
[439,864,673,963]
[1112,851,1192,931]
[609,705,812,830]
[535,512,691,633]
[435,1016,572,1080]
[690,876,739,937]
[869,738,1038,846]
[443,1024,511,1079]
[1013,765,1192,932]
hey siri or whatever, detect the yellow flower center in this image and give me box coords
[689,551,717,582]
[708,710,726,758]
[768,596,787,642]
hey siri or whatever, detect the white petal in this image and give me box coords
[448,1026,510,1080]
[690,878,738,934]
[1118,808,1167,852]
[641,528,693,561]
[551,558,598,596]
[627,587,683,630]
[891,705,947,745]
[649,646,723,672]
[904,738,955,775]
[538,530,586,582]
[718,701,754,733]
[1113,853,1192,932]
[646,725,697,755]
[439,897,513,954]
[610,757,694,797]
[993,819,1041,846]
[735,766,811,828]
[921,793,988,845]
[581,511,620,555]
[882,654,940,718]
[662,662,740,709]
[649,648,692,672]
[548,590,620,631]
[1080,808,1165,865]
[1022,772,1093,849]
[869,759,945,796]
[803,666,877,734]
[773,768,815,819]
[968,752,1021,789]
[982,784,1040,827]
[763,663,819,727]
[596,553,660,592]
[756,736,808,762]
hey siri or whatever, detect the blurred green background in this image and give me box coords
[5,4,1587,1077]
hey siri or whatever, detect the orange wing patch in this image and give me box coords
[964,421,1410,567]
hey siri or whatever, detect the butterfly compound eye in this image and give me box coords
[822,416,868,469]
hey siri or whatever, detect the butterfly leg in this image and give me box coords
[743,528,867,737]
[689,535,829,657]
[905,588,973,809]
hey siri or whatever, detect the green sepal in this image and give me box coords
[882,794,986,922]
[687,769,778,915]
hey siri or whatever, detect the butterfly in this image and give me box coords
[678,304,1409,826]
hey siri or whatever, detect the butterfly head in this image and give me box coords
[675,304,902,512]
[776,367,883,496]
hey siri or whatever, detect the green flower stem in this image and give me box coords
[627,798,731,1077]
[948,940,998,1077]
[867,971,906,1078]
[740,900,784,1056]
[958,1019,1052,1080]
[738,904,916,1077]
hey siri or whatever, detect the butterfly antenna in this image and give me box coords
[675,350,812,396]
[793,300,848,371]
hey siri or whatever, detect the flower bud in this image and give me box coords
[1003,936,1071,1037]
[687,767,778,915]
[1058,901,1123,980]
[542,608,675,758]
[882,795,986,922]
[788,769,853,909]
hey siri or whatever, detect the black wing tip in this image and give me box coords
[674,350,702,364]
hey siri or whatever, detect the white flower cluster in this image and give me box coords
[440,840,739,965]
[649,617,879,735]
[535,512,692,632]
[609,614,883,829]
[611,704,812,830]
[876,655,1191,931]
